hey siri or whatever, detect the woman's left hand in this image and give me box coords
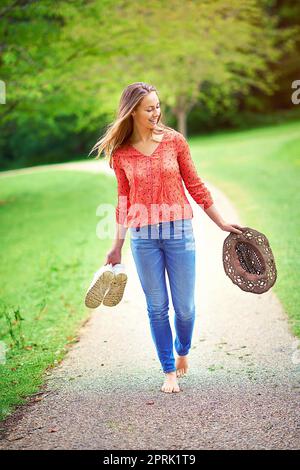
[220,222,246,235]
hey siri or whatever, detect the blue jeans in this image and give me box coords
[129,219,196,374]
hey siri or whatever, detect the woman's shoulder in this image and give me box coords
[112,144,128,159]
[112,127,180,156]
[160,126,177,139]
[162,127,186,145]
[111,145,127,171]
[153,126,183,146]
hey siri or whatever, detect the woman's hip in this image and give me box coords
[129,218,194,242]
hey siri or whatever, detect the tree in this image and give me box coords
[0,0,298,168]
[45,0,297,135]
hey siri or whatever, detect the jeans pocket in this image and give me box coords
[183,231,195,243]
[182,226,195,251]
[181,221,194,240]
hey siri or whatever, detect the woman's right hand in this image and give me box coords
[104,246,122,266]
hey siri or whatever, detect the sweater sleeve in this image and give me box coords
[175,132,214,210]
[112,152,131,225]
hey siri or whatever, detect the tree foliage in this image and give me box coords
[0,0,298,168]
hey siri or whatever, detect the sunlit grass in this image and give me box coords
[0,170,123,420]
[190,120,300,338]
[0,119,299,422]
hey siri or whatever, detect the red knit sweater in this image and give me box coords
[112,128,214,228]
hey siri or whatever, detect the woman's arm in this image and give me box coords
[104,222,128,266]
[176,131,214,211]
[104,153,130,265]
[113,223,128,250]
[176,132,245,235]
[113,153,131,227]
[204,204,245,235]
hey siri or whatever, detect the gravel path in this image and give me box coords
[0,162,299,449]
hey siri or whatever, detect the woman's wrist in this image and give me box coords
[112,242,123,251]
[204,204,226,228]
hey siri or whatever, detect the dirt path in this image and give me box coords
[0,159,113,178]
[0,162,299,449]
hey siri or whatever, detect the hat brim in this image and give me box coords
[223,227,277,294]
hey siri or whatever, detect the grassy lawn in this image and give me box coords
[190,119,300,338]
[0,170,127,421]
[0,119,299,423]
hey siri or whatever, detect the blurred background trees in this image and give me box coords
[0,0,299,170]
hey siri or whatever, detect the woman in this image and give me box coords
[90,82,245,394]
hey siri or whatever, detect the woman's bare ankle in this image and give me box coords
[161,370,180,393]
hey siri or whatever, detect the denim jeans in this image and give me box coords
[129,218,196,373]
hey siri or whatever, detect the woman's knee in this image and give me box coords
[174,304,195,321]
[146,296,169,320]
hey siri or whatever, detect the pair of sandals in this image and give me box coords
[84,263,127,308]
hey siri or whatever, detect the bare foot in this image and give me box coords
[161,371,181,393]
[176,355,189,378]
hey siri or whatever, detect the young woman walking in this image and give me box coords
[90,82,245,393]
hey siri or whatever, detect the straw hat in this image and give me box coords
[222,227,277,294]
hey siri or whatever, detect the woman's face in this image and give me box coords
[132,91,161,129]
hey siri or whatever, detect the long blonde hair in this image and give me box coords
[88,82,173,169]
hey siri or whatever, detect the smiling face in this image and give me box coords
[132,91,161,130]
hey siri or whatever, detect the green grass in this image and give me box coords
[0,119,299,423]
[0,170,127,421]
[189,119,300,337]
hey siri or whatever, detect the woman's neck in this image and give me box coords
[129,127,153,144]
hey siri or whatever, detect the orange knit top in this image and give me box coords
[112,128,214,228]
